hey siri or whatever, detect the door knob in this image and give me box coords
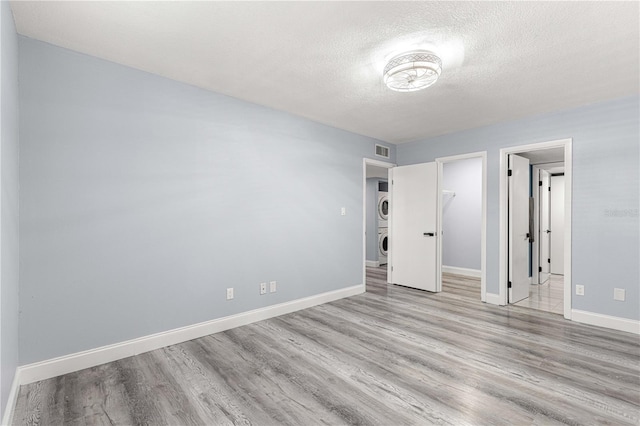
[423,232,436,237]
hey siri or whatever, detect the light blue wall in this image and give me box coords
[442,157,482,270]
[18,37,395,365]
[398,95,639,321]
[366,178,378,261]
[0,0,20,418]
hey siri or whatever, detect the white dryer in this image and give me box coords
[378,192,389,227]
[378,227,388,265]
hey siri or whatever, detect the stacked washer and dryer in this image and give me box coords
[377,191,389,265]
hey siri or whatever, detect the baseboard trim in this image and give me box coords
[571,309,640,335]
[485,293,501,305]
[442,266,481,278]
[365,260,379,267]
[1,369,21,426]
[17,284,365,386]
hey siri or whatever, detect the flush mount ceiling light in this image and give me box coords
[383,50,442,92]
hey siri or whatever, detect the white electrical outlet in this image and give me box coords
[260,282,267,295]
[270,281,277,293]
[613,288,626,301]
[575,285,584,296]
[341,207,346,216]
[226,288,234,300]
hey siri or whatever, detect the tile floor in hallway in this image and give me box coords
[514,274,564,315]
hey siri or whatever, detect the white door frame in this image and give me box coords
[362,158,396,286]
[436,152,487,300]
[499,139,572,319]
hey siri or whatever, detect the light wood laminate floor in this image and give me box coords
[11,268,640,425]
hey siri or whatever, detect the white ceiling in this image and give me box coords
[517,148,564,165]
[10,1,640,144]
[366,165,390,179]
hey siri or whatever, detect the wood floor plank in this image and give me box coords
[153,344,238,425]
[10,268,640,425]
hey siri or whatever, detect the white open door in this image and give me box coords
[550,175,565,275]
[508,154,530,303]
[539,169,551,283]
[389,162,438,292]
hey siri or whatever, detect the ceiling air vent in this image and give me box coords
[375,144,390,159]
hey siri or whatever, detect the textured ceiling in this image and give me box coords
[518,148,564,166]
[10,1,640,144]
[366,165,390,179]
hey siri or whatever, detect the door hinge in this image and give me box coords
[539,181,542,186]
[548,187,551,191]
[508,170,512,177]
[508,281,512,288]
[539,266,542,272]
[548,258,551,263]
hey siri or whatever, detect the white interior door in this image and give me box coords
[550,175,565,275]
[389,162,438,292]
[539,169,551,283]
[508,154,530,303]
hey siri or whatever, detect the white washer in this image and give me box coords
[378,192,389,227]
[378,228,388,265]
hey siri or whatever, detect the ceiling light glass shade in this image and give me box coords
[383,50,442,92]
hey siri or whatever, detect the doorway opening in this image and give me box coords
[512,160,566,315]
[499,139,572,319]
[363,159,395,292]
[364,155,486,298]
[435,152,487,301]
